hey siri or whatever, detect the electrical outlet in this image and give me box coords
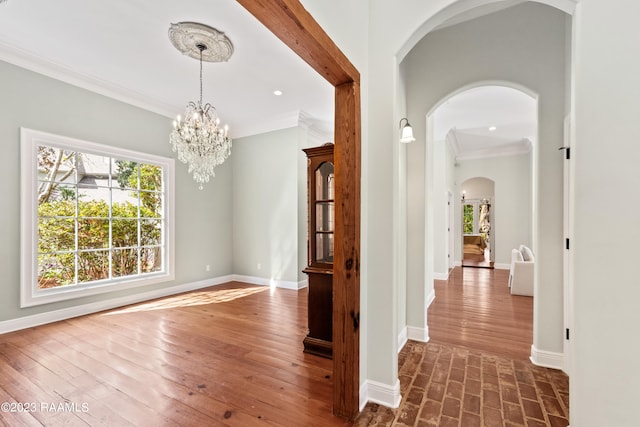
[257,263,261,270]
[205,264,210,272]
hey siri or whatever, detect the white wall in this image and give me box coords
[570,1,640,425]
[0,60,233,322]
[403,2,567,359]
[231,128,302,285]
[303,0,640,423]
[432,139,450,276]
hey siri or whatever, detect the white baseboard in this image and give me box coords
[454,261,462,267]
[231,274,307,290]
[359,381,369,411]
[362,379,402,409]
[398,289,434,346]
[530,345,564,370]
[426,288,435,308]
[494,263,510,270]
[433,271,449,280]
[407,326,429,343]
[397,326,408,353]
[0,275,234,335]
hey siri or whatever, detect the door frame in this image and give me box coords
[235,1,361,419]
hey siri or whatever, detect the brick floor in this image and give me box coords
[355,341,569,427]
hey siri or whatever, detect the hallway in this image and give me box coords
[430,267,533,360]
[357,267,569,426]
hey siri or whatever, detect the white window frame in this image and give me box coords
[20,128,175,307]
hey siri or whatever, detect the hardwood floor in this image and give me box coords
[0,282,350,426]
[0,268,547,426]
[428,267,533,360]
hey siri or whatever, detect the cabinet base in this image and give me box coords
[303,336,333,359]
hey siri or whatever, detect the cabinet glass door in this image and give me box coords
[314,162,334,264]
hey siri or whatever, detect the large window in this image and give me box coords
[21,128,174,307]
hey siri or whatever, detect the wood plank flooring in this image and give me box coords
[428,267,533,360]
[0,282,350,427]
[1,267,541,426]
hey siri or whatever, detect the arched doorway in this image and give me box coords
[401,0,570,383]
[430,84,537,273]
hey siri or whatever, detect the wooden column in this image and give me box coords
[332,80,361,418]
[235,0,361,419]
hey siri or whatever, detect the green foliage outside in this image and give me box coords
[463,204,474,234]
[37,158,163,289]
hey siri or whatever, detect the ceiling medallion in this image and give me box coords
[168,22,234,62]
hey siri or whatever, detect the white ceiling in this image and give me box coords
[0,1,536,153]
[0,0,334,139]
[433,85,537,161]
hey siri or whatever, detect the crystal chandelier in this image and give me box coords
[169,22,233,190]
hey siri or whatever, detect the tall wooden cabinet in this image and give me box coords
[302,143,334,359]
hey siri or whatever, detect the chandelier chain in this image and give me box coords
[198,44,204,106]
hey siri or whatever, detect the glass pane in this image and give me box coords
[139,163,163,192]
[78,218,109,249]
[78,184,109,217]
[141,219,162,246]
[315,162,334,200]
[38,194,75,218]
[141,247,162,274]
[38,218,75,252]
[79,153,111,183]
[77,250,109,283]
[38,253,75,289]
[315,202,334,232]
[37,182,77,205]
[112,219,138,247]
[112,248,139,278]
[112,188,139,207]
[37,146,76,184]
[315,233,334,264]
[112,159,139,189]
[112,202,138,222]
[139,192,162,218]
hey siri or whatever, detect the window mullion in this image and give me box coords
[74,152,79,286]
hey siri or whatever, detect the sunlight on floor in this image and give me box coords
[103,286,270,315]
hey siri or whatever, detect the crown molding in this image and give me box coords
[0,40,177,119]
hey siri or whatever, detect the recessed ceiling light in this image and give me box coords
[488,126,497,131]
[273,90,283,96]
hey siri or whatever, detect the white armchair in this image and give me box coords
[509,245,534,296]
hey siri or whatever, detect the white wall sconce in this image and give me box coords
[399,118,416,143]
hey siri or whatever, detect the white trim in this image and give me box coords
[454,260,462,267]
[0,40,176,119]
[530,345,564,370]
[231,274,307,290]
[0,275,233,335]
[359,381,369,412]
[398,326,408,353]
[426,288,436,308]
[407,326,430,343]
[494,263,511,270]
[364,379,402,409]
[433,271,450,280]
